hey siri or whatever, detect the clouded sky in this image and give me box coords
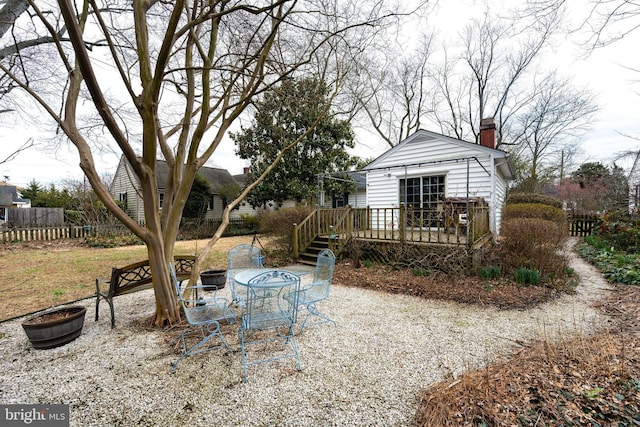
[1,0,639,188]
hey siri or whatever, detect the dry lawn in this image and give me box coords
[0,235,261,321]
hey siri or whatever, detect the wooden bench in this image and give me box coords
[95,255,197,328]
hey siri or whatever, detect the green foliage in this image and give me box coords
[85,234,143,248]
[506,192,562,209]
[577,239,640,286]
[514,268,540,285]
[183,173,210,219]
[65,210,83,224]
[232,77,360,207]
[216,181,242,209]
[594,211,640,253]
[478,266,501,279]
[412,267,431,277]
[239,214,260,229]
[258,206,315,254]
[503,203,567,224]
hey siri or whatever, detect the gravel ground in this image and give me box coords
[0,247,612,426]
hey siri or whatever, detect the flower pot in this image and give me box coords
[22,306,87,349]
[200,269,227,291]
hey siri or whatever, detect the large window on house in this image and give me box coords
[158,192,164,209]
[400,175,445,227]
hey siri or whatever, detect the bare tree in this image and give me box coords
[0,138,33,164]
[510,71,598,191]
[523,0,640,50]
[434,7,561,147]
[0,0,402,326]
[351,30,436,147]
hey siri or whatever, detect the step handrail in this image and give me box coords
[292,209,319,258]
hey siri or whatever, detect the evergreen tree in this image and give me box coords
[232,77,359,207]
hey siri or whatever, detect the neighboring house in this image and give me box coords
[231,168,260,219]
[361,118,515,237]
[110,157,241,222]
[0,184,30,225]
[318,170,366,209]
[628,151,640,213]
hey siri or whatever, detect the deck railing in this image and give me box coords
[293,204,491,256]
[353,204,490,246]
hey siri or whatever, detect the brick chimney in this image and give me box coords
[479,117,496,149]
[243,166,250,175]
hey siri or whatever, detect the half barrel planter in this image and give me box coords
[200,269,227,291]
[22,305,87,349]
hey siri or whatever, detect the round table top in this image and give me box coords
[233,269,301,287]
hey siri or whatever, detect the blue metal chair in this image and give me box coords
[170,265,236,372]
[227,244,265,306]
[295,249,337,331]
[239,270,301,383]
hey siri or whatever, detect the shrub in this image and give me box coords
[514,268,540,285]
[500,217,568,277]
[502,203,567,225]
[258,206,315,254]
[240,213,260,230]
[594,211,640,253]
[85,234,143,248]
[506,192,562,209]
[478,265,500,279]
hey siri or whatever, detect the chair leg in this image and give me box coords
[171,323,232,372]
[240,325,301,383]
[299,303,336,331]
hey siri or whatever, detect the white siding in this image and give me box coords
[364,131,512,236]
[110,157,144,221]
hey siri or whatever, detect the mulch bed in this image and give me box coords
[332,261,566,310]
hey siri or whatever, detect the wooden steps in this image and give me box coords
[299,235,331,266]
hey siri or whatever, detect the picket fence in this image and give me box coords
[0,218,256,243]
[0,225,124,243]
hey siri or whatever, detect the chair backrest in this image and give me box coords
[244,270,300,330]
[311,249,336,300]
[228,244,264,277]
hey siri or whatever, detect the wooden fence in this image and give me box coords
[568,214,600,237]
[6,207,64,227]
[0,217,256,243]
[1,225,98,242]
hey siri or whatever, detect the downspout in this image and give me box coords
[466,158,470,248]
[490,153,496,239]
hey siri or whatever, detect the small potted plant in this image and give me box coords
[22,305,87,349]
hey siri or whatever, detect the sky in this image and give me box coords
[1,0,639,189]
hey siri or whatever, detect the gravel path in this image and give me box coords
[0,239,613,426]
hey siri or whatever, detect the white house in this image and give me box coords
[361,119,515,237]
